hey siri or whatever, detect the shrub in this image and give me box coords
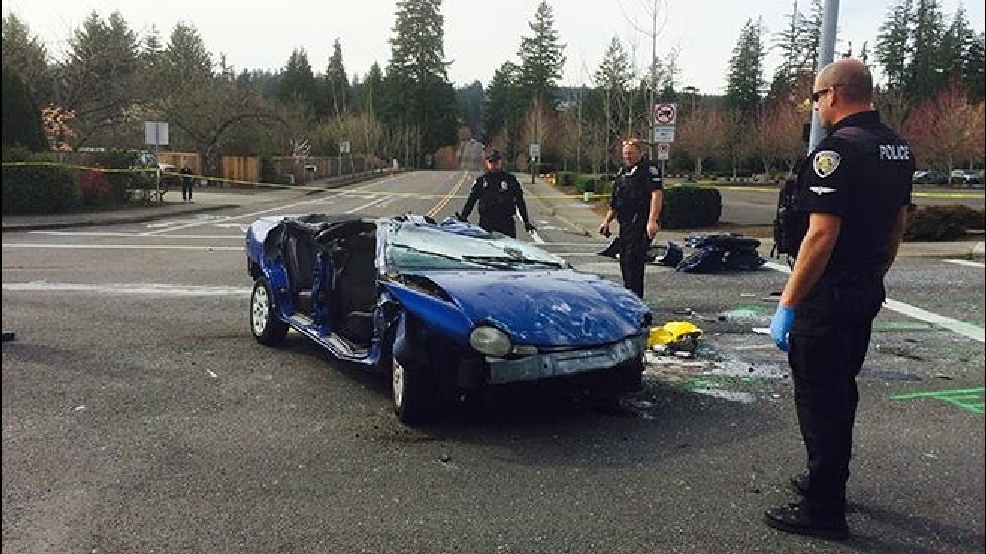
[574,174,596,194]
[79,167,115,208]
[556,171,576,186]
[659,185,722,229]
[2,163,80,215]
[904,205,983,241]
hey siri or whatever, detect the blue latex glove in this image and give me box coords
[770,305,796,352]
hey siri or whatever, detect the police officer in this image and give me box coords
[458,149,535,238]
[597,138,663,298]
[766,58,914,540]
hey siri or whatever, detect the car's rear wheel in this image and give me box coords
[392,356,434,425]
[251,279,288,346]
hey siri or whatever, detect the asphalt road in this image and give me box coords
[3,170,984,554]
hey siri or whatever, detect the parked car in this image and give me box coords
[245,213,652,424]
[950,169,983,185]
[913,170,949,184]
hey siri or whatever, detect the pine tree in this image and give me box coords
[725,18,766,116]
[875,0,913,92]
[517,1,566,108]
[1,13,50,103]
[383,0,457,163]
[325,39,349,118]
[1,65,47,151]
[906,0,947,101]
[278,48,316,117]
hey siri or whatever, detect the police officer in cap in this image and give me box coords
[597,138,664,298]
[458,149,535,238]
[765,58,914,540]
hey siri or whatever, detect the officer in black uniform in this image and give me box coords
[766,58,914,540]
[597,138,664,298]
[458,149,535,238]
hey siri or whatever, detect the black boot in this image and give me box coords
[764,502,849,540]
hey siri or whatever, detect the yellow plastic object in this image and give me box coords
[647,321,703,348]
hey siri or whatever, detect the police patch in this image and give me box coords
[812,150,841,178]
[649,165,660,175]
[500,182,508,191]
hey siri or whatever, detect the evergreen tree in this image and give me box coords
[384,0,457,163]
[483,61,522,148]
[965,31,985,102]
[1,65,47,151]
[875,0,913,91]
[517,1,566,108]
[59,11,141,145]
[2,13,50,102]
[594,36,633,143]
[456,80,485,138]
[325,38,349,118]
[725,17,766,116]
[361,62,384,117]
[164,22,214,82]
[278,48,316,117]
[906,0,947,101]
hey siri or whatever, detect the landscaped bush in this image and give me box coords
[904,205,984,241]
[574,174,597,194]
[555,171,576,186]
[2,162,80,215]
[659,185,722,229]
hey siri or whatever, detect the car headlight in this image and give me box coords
[469,325,512,357]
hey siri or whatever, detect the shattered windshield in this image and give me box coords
[384,221,568,271]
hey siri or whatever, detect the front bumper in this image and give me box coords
[485,336,646,385]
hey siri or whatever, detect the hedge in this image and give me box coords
[2,162,81,215]
[659,185,722,229]
[904,205,985,241]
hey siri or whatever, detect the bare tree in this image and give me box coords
[902,85,983,177]
[677,106,728,177]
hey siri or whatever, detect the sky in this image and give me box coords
[5,0,985,95]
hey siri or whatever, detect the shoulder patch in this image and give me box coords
[812,150,841,178]
[649,165,660,175]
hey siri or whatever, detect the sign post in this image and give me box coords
[651,103,677,177]
[529,143,540,184]
[144,121,169,201]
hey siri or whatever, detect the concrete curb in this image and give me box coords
[1,204,239,232]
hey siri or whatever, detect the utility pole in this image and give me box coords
[808,0,839,152]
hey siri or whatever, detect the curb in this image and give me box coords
[1,204,237,232]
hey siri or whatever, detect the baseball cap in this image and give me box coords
[485,149,503,162]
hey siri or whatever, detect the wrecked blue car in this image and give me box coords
[246,213,652,424]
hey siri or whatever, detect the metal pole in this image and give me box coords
[649,1,657,159]
[808,0,839,152]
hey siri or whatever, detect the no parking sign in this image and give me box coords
[656,143,671,160]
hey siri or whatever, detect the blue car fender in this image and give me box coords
[381,281,474,347]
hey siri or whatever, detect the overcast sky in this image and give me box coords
[5,0,984,94]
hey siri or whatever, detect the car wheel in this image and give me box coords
[391,356,434,424]
[251,279,288,346]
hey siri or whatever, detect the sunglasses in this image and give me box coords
[811,84,842,103]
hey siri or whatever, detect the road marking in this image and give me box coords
[426,171,469,218]
[345,196,391,214]
[3,243,241,251]
[889,387,985,415]
[139,173,406,236]
[2,281,249,295]
[764,261,985,343]
[944,259,985,268]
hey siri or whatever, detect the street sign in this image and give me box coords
[656,142,671,161]
[652,125,676,143]
[144,121,169,146]
[339,140,351,154]
[529,143,540,160]
[653,103,677,126]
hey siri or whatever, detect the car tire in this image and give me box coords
[391,356,434,425]
[250,278,288,346]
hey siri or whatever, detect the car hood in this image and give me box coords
[414,269,648,346]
